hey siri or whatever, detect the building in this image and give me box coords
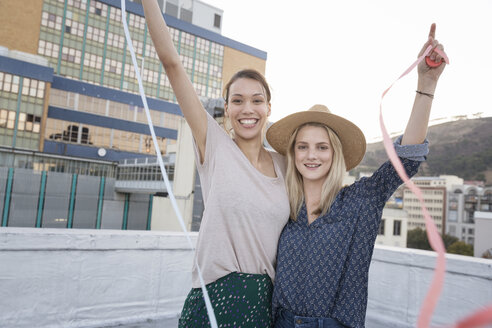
[152,0,224,34]
[447,185,492,246]
[403,175,463,234]
[376,207,408,247]
[0,0,266,231]
[474,211,492,258]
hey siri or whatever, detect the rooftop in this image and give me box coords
[1,228,491,328]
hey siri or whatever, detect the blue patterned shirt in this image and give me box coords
[272,137,429,328]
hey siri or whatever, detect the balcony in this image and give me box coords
[1,228,491,328]
[115,156,175,193]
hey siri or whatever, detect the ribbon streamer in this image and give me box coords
[380,44,492,327]
[120,1,218,327]
[380,44,446,328]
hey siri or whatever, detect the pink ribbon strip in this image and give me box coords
[379,44,446,328]
[379,45,492,328]
[451,305,492,328]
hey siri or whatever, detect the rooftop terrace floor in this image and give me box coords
[101,317,178,328]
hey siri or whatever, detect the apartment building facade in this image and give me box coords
[403,175,463,234]
[0,0,266,231]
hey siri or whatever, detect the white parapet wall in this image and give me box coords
[1,229,491,328]
[367,245,492,328]
[0,228,197,328]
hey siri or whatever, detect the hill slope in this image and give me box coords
[356,117,492,184]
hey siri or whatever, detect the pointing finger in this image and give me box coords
[429,23,436,39]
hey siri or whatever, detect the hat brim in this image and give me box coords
[266,111,366,171]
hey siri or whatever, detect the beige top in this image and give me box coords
[191,113,290,287]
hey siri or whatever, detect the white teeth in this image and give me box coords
[305,164,320,168]
[239,119,257,124]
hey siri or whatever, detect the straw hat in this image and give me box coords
[266,104,366,171]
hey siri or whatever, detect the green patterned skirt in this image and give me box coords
[178,272,273,328]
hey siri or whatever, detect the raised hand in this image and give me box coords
[417,23,447,82]
[401,23,448,146]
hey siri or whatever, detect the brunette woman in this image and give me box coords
[142,1,289,326]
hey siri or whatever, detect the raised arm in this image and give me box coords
[401,23,446,145]
[142,0,207,159]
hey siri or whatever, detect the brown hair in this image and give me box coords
[222,69,271,137]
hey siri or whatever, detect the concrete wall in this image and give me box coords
[0,228,197,328]
[367,245,492,328]
[1,229,491,328]
[474,211,492,258]
[151,117,196,232]
[222,46,267,88]
[151,195,195,232]
[192,0,223,34]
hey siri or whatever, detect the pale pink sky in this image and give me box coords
[205,0,492,141]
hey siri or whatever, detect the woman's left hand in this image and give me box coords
[417,23,447,84]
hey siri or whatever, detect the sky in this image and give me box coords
[203,0,492,142]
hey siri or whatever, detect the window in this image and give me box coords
[129,12,145,30]
[181,55,193,71]
[64,19,84,37]
[69,0,87,10]
[17,113,26,131]
[38,40,60,59]
[378,219,385,235]
[0,109,9,127]
[86,26,105,43]
[109,7,122,22]
[90,1,107,17]
[214,14,221,28]
[448,211,457,222]
[41,12,62,30]
[84,53,103,70]
[180,8,192,23]
[165,2,178,18]
[18,114,42,133]
[61,47,82,64]
[105,59,122,74]
[1,73,11,92]
[393,220,401,236]
[0,109,17,130]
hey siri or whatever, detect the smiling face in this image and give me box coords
[225,77,271,142]
[294,125,334,185]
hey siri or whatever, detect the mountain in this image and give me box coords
[355,117,492,185]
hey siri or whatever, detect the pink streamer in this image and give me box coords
[379,45,492,328]
[451,305,492,328]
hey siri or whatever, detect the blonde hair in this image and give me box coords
[285,123,346,220]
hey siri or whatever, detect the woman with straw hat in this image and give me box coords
[267,24,446,328]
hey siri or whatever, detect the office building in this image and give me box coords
[0,0,266,230]
[403,175,463,234]
[447,184,492,246]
